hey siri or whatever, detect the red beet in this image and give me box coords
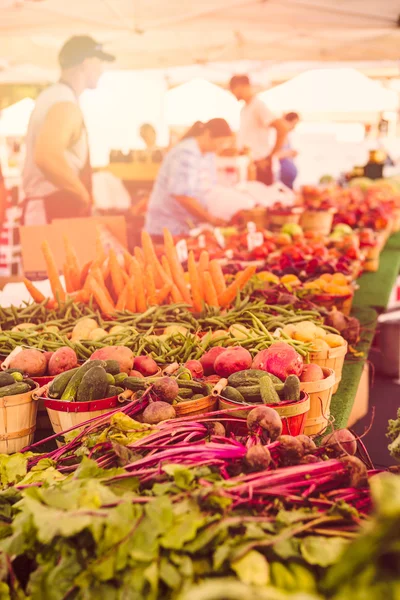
[185,360,204,379]
[133,355,159,377]
[252,342,303,381]
[142,401,176,424]
[245,445,271,472]
[214,346,252,378]
[151,377,179,404]
[247,406,282,442]
[321,429,357,457]
[199,347,226,375]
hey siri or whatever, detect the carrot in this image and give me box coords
[121,270,129,283]
[88,276,115,316]
[218,266,257,308]
[63,236,81,291]
[187,251,203,313]
[130,258,147,312]
[198,250,210,273]
[101,259,110,282]
[134,247,145,268]
[63,263,74,295]
[80,260,93,288]
[163,228,191,304]
[23,278,46,304]
[123,250,134,273]
[115,283,128,311]
[170,284,184,303]
[161,255,172,279]
[142,230,169,287]
[72,289,91,304]
[156,282,172,305]
[203,271,219,307]
[109,248,125,298]
[209,259,226,296]
[125,278,137,313]
[41,240,66,302]
[90,266,115,308]
[145,265,157,306]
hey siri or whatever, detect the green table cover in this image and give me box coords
[353,248,400,310]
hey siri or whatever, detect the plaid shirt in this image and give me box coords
[145,137,217,236]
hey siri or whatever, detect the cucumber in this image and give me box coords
[61,360,106,401]
[104,385,124,398]
[49,367,79,399]
[76,366,109,402]
[235,384,262,403]
[282,375,301,402]
[221,386,245,403]
[0,382,30,398]
[176,380,207,393]
[106,373,115,385]
[228,369,281,388]
[176,387,193,399]
[0,373,17,387]
[191,394,205,400]
[104,360,121,375]
[5,368,24,375]
[123,377,147,392]
[24,378,37,391]
[260,376,280,405]
[114,372,128,385]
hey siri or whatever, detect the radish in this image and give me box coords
[200,347,226,375]
[214,346,252,378]
[252,342,303,381]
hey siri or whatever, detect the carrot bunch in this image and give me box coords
[23,228,256,315]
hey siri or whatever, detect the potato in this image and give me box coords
[48,347,78,376]
[310,339,330,353]
[89,328,108,341]
[314,326,327,339]
[282,324,297,338]
[11,323,36,332]
[325,334,346,348]
[71,318,99,342]
[10,349,47,377]
[163,325,188,336]
[109,325,128,335]
[90,346,134,374]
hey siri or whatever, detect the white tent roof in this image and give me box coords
[0,97,34,136]
[166,79,240,128]
[0,63,55,84]
[0,1,399,69]
[260,68,399,115]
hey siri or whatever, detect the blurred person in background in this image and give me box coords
[278,112,300,189]
[0,164,6,231]
[229,74,287,186]
[139,123,158,150]
[22,35,114,225]
[145,119,232,240]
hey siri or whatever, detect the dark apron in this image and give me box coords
[21,81,93,225]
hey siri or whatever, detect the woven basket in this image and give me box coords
[174,395,218,417]
[300,368,335,436]
[267,207,303,232]
[0,384,38,454]
[308,342,348,394]
[300,209,335,236]
[45,396,120,437]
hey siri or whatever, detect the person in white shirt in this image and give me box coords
[229,74,287,186]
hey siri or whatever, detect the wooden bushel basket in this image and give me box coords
[300,368,336,436]
[300,209,335,236]
[45,396,121,437]
[266,207,303,232]
[174,395,218,417]
[0,385,38,454]
[308,342,348,394]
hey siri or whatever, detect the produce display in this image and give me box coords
[0,177,399,598]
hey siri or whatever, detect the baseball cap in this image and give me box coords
[59,35,115,69]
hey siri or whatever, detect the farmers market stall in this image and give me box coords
[0,175,399,599]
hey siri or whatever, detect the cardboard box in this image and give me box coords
[20,216,127,280]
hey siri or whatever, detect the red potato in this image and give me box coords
[91,346,134,374]
[300,364,324,382]
[129,370,145,378]
[9,349,47,377]
[43,351,54,366]
[252,342,303,381]
[133,355,159,377]
[214,346,252,378]
[199,346,227,376]
[184,360,204,379]
[48,347,78,376]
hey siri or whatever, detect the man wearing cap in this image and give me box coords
[22,35,114,225]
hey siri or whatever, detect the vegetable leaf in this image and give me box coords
[231,550,270,586]
[300,536,349,567]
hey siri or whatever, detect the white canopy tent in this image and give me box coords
[0,97,34,136]
[0,1,399,71]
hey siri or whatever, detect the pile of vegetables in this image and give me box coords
[0,394,393,600]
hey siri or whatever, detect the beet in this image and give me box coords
[214,346,252,378]
[252,342,303,381]
[133,355,159,377]
[142,401,176,424]
[300,454,320,464]
[200,347,226,376]
[296,434,317,454]
[276,435,304,465]
[321,429,357,457]
[340,455,368,488]
[247,406,282,442]
[151,377,179,404]
[245,445,272,472]
[209,422,226,437]
[185,360,204,379]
